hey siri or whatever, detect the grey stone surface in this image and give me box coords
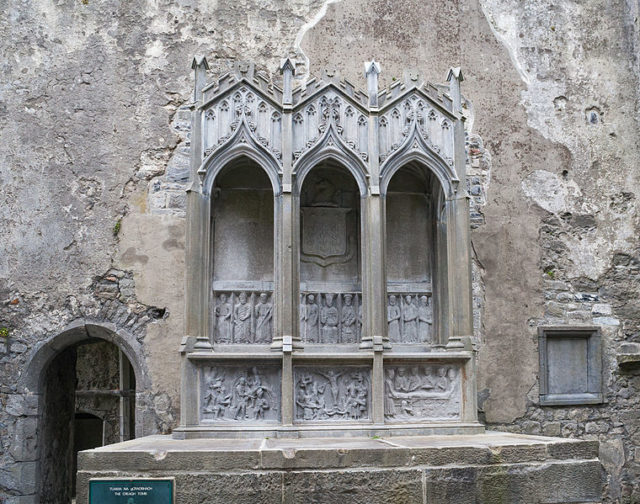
[384,364,461,421]
[2,0,640,500]
[76,433,603,503]
[294,366,371,422]
[200,364,281,423]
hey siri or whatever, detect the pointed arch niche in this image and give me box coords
[298,160,363,346]
[384,162,445,347]
[210,156,276,345]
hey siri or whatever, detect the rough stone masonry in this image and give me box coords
[1,0,639,502]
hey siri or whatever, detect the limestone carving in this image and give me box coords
[384,365,460,421]
[320,294,339,343]
[254,292,273,343]
[233,292,252,343]
[300,292,361,343]
[213,291,273,344]
[294,367,370,421]
[215,293,232,343]
[387,295,401,342]
[418,295,433,343]
[402,295,419,343]
[378,93,454,167]
[202,366,280,422]
[341,294,357,342]
[387,293,433,343]
[202,86,282,164]
[301,294,320,343]
[291,89,369,164]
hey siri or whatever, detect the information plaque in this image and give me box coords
[89,479,173,503]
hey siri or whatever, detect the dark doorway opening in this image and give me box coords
[37,338,136,503]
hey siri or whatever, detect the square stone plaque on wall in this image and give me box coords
[538,326,603,406]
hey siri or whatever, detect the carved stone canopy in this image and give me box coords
[192,57,465,200]
[179,56,477,438]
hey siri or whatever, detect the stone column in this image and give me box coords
[277,59,300,426]
[186,56,212,351]
[360,60,388,352]
[446,195,474,341]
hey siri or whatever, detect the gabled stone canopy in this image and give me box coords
[193,57,464,199]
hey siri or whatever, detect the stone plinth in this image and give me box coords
[77,432,602,503]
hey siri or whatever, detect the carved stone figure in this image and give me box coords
[320,294,339,343]
[254,292,273,343]
[215,293,232,343]
[233,292,252,343]
[403,295,418,342]
[418,296,433,343]
[203,376,230,419]
[302,294,319,343]
[341,294,357,343]
[384,369,396,418]
[317,369,344,408]
[344,372,367,420]
[387,295,401,342]
[233,377,250,419]
[253,387,270,420]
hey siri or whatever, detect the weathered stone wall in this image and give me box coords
[1,0,639,501]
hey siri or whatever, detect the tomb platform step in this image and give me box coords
[77,431,602,504]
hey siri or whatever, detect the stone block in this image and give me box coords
[283,468,423,504]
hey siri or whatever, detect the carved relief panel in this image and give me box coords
[294,366,371,422]
[299,293,361,344]
[384,364,461,421]
[200,364,281,423]
[213,291,273,344]
[387,294,433,344]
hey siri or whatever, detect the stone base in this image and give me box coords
[172,422,486,439]
[77,432,603,504]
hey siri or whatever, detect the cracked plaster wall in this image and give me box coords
[1,0,640,501]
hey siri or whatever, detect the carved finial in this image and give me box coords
[446,67,464,112]
[280,58,296,105]
[364,60,381,108]
[191,56,209,103]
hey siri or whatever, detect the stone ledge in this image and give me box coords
[77,432,602,503]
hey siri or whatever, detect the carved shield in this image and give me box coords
[301,207,354,267]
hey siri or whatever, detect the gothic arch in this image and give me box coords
[379,124,459,198]
[200,121,283,198]
[293,125,369,197]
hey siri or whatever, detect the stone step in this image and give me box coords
[77,431,602,503]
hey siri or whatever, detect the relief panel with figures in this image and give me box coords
[201,364,281,422]
[384,364,461,421]
[213,291,273,344]
[294,366,371,422]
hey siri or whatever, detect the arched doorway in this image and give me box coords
[18,323,143,503]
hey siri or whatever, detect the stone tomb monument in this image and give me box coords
[77,58,602,503]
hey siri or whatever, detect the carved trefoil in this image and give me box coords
[294,366,371,422]
[384,364,461,421]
